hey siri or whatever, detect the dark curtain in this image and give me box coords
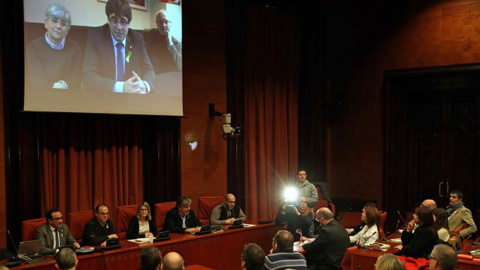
[243,5,300,220]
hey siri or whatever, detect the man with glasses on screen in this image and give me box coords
[82,0,155,94]
[144,9,182,75]
[36,208,80,255]
[82,204,118,247]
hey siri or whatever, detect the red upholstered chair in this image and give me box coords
[379,211,387,239]
[22,218,45,241]
[68,210,93,242]
[314,186,336,215]
[341,246,358,270]
[197,196,224,225]
[116,205,138,239]
[154,201,176,230]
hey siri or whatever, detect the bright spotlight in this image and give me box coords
[283,186,299,202]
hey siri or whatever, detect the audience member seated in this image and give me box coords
[275,196,313,241]
[127,202,158,239]
[162,252,184,270]
[139,247,162,270]
[375,254,406,270]
[429,244,457,270]
[264,230,307,270]
[432,208,450,243]
[349,205,379,247]
[421,199,437,210]
[296,169,318,208]
[298,208,350,270]
[54,248,78,270]
[37,208,80,255]
[163,197,203,234]
[241,243,265,270]
[394,207,437,259]
[446,190,477,239]
[82,204,118,247]
[210,193,246,225]
[345,202,377,236]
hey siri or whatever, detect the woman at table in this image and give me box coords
[348,205,379,247]
[127,202,158,239]
[433,208,450,243]
[394,207,437,258]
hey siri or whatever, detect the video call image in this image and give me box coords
[23,0,183,116]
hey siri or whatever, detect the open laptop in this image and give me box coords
[228,219,244,229]
[17,240,45,264]
[195,225,212,235]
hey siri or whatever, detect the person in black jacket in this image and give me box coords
[127,202,158,239]
[82,204,118,247]
[275,196,313,241]
[394,206,438,259]
[163,197,202,233]
[298,207,350,270]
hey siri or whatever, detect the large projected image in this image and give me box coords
[24,0,183,116]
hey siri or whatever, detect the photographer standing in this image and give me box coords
[275,196,313,241]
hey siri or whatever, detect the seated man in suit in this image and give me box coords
[297,208,350,270]
[447,190,477,239]
[210,193,246,225]
[82,204,118,247]
[163,197,202,234]
[82,0,155,94]
[37,208,80,255]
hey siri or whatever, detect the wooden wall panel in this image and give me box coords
[328,0,480,206]
[180,0,228,211]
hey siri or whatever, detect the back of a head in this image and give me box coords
[242,243,265,270]
[162,252,184,270]
[432,244,457,270]
[140,247,162,270]
[274,230,294,252]
[317,207,333,220]
[55,248,77,270]
[375,254,406,270]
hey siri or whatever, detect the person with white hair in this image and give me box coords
[26,3,82,90]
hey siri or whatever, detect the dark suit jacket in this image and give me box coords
[82,24,155,92]
[36,223,77,255]
[163,208,202,233]
[302,220,350,270]
[126,216,158,239]
[399,226,437,258]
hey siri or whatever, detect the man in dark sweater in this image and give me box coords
[82,204,118,247]
[210,193,246,225]
[298,207,350,270]
[163,197,202,233]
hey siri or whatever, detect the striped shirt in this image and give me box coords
[263,252,307,270]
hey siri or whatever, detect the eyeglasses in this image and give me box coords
[300,200,307,203]
[109,17,129,26]
[49,17,68,28]
[158,19,171,25]
[227,201,236,203]
[98,212,109,216]
[52,217,63,220]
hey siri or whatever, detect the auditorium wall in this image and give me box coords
[327,0,480,206]
[180,0,228,212]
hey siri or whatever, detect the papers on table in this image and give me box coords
[128,238,151,244]
[388,238,402,243]
[243,224,256,227]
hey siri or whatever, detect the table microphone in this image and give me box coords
[357,231,376,248]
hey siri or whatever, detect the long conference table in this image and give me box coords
[349,235,480,270]
[8,222,278,270]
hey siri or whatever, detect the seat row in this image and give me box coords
[21,196,226,242]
